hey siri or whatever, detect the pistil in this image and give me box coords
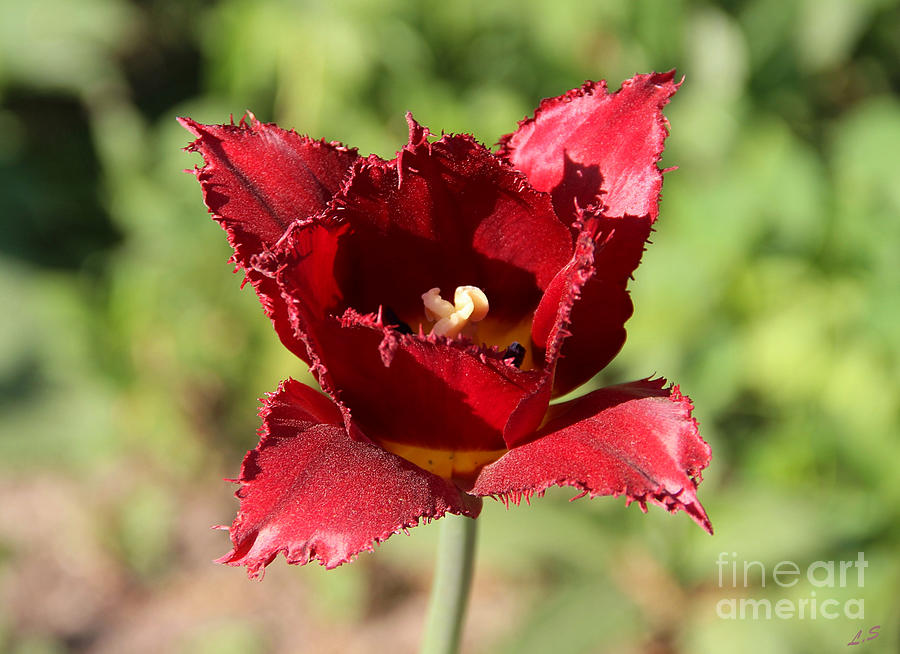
[422,286,489,339]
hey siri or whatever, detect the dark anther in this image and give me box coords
[381,306,413,335]
[504,341,526,368]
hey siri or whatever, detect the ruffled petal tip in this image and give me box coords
[498,70,680,222]
[473,378,712,533]
[219,379,482,578]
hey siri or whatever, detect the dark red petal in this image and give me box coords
[325,117,572,324]
[309,310,543,453]
[505,214,636,445]
[179,115,357,358]
[502,73,679,394]
[532,215,653,395]
[501,216,599,447]
[531,216,599,357]
[498,71,679,222]
[219,378,482,577]
[472,378,712,533]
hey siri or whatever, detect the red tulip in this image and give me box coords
[181,71,711,578]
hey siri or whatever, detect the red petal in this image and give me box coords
[179,115,357,359]
[311,310,543,453]
[501,217,599,447]
[512,72,680,394]
[219,379,482,577]
[498,71,680,222]
[532,215,653,395]
[324,117,572,324]
[506,214,646,443]
[472,378,712,533]
[531,216,600,357]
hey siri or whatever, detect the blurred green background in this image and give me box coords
[1,0,898,652]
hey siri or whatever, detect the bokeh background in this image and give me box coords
[1,0,898,652]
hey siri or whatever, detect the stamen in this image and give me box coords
[381,306,413,335]
[421,285,489,338]
[503,341,526,368]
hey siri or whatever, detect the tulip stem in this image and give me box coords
[420,514,478,654]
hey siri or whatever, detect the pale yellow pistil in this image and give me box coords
[422,285,489,338]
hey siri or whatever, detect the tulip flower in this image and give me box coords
[180,71,711,582]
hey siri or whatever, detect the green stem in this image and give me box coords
[420,514,478,654]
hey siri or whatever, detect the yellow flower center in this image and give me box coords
[413,284,536,369]
[379,440,507,480]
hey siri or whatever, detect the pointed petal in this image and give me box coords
[472,378,712,533]
[220,379,482,577]
[499,71,680,222]
[323,119,572,324]
[179,116,357,358]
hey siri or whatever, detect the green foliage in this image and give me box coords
[0,0,898,652]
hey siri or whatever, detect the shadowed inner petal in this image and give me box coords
[322,135,573,369]
[313,321,536,454]
[331,202,552,329]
